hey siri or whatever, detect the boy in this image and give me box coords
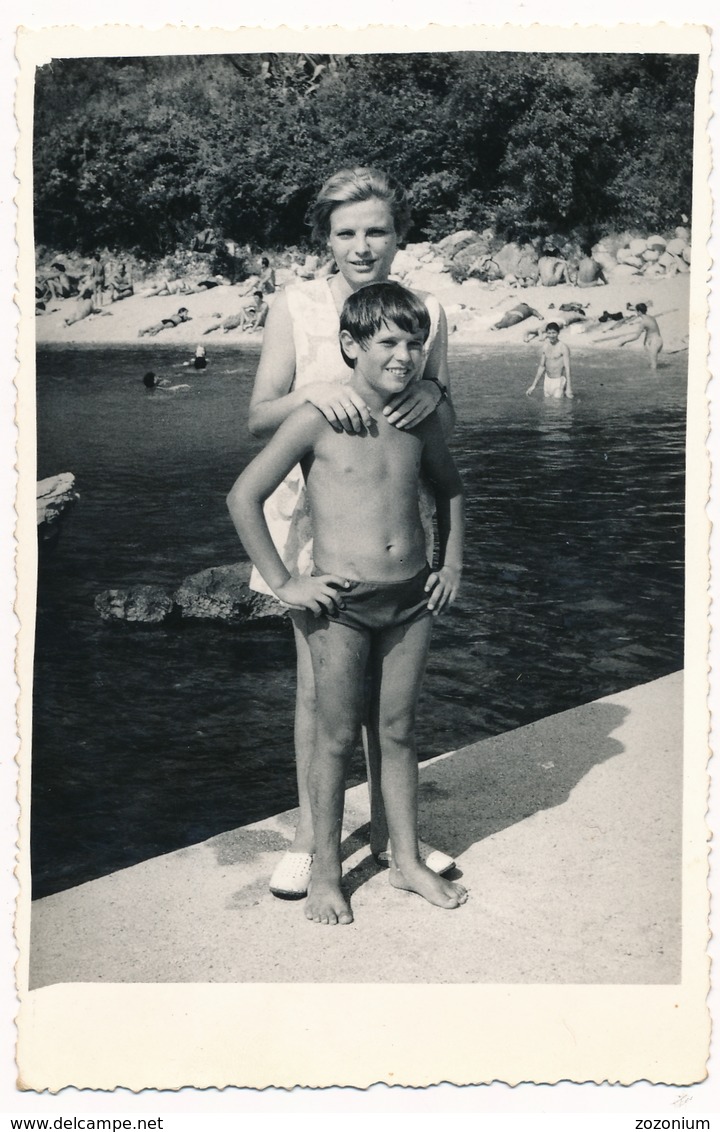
[227,282,467,926]
[526,322,574,399]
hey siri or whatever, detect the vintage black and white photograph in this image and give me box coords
[14,23,711,1090]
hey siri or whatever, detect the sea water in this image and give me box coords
[32,342,687,896]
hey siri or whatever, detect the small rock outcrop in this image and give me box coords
[95,562,286,625]
[95,585,175,624]
[37,472,79,548]
[173,563,285,622]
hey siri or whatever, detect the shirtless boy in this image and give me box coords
[227,282,467,925]
[526,322,574,399]
[614,303,663,370]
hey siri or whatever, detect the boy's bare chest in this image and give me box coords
[545,343,564,362]
[312,421,422,486]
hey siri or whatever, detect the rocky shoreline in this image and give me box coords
[35,228,692,354]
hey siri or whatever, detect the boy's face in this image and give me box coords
[345,319,425,397]
[545,327,560,344]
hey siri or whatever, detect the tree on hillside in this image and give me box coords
[33,51,697,255]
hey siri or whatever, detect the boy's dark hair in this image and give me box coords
[339,282,430,367]
[545,322,561,333]
[635,303,648,314]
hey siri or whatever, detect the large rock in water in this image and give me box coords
[95,564,286,625]
[95,585,175,624]
[173,562,286,623]
[37,472,79,547]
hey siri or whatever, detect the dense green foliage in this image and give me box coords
[33,51,697,254]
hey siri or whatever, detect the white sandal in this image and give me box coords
[374,847,456,876]
[269,851,313,898]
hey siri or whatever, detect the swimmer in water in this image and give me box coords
[193,345,207,370]
[613,303,663,371]
[526,323,573,399]
[142,371,190,392]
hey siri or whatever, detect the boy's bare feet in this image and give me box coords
[305,877,353,925]
[389,861,468,909]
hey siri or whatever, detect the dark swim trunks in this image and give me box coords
[314,563,433,633]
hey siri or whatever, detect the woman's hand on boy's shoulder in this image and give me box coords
[424,565,462,615]
[305,382,374,434]
[384,379,443,430]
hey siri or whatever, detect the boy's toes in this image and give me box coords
[454,884,469,905]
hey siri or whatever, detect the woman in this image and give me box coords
[247,167,456,897]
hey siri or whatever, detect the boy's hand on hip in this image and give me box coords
[384,380,441,429]
[425,566,462,615]
[275,574,348,616]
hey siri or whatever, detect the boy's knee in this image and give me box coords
[317,724,358,762]
[378,708,415,749]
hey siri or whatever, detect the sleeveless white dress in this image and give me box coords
[249,276,441,596]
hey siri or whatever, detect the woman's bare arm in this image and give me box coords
[248,292,373,438]
[248,294,306,437]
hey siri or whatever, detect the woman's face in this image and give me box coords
[327,197,398,290]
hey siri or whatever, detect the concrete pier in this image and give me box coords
[29,671,682,988]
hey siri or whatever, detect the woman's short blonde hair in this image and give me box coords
[309,167,412,244]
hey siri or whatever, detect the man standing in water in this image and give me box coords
[614,303,663,371]
[526,323,574,399]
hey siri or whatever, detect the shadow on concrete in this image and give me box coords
[409,699,629,863]
[268,698,629,902]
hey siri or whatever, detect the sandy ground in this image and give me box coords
[34,269,691,357]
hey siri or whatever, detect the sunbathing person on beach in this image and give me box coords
[227,282,467,926]
[258,257,276,295]
[140,278,186,298]
[138,307,192,337]
[109,262,134,302]
[575,249,608,288]
[491,301,543,331]
[63,289,100,326]
[83,253,106,307]
[611,303,663,370]
[526,323,573,399]
[44,263,76,300]
[523,309,586,342]
[538,248,569,287]
[241,292,269,332]
[204,292,268,335]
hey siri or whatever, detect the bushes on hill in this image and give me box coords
[33,51,697,255]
